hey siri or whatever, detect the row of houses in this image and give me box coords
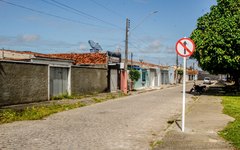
[0,49,198,106]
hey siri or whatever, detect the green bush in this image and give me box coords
[129,69,140,82]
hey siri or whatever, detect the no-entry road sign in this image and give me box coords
[176,38,195,57]
[175,37,195,132]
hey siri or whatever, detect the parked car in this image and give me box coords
[203,77,211,84]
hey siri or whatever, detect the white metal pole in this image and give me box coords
[182,57,186,132]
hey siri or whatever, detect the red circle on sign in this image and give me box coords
[176,38,195,57]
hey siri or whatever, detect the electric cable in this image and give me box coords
[89,0,124,19]
[0,0,105,28]
[50,0,124,30]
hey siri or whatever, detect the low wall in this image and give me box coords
[71,66,108,94]
[0,61,48,106]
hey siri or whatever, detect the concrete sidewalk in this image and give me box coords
[154,95,235,150]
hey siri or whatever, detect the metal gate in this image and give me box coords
[161,70,169,84]
[50,67,69,97]
[150,69,157,87]
[110,69,118,92]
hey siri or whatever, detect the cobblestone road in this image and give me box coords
[0,85,194,150]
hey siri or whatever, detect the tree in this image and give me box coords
[129,69,140,90]
[177,69,183,83]
[190,0,240,86]
[129,69,140,83]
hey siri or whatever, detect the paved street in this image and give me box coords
[0,85,194,150]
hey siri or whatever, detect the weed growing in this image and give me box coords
[51,93,75,100]
[0,92,126,124]
[92,97,105,103]
[219,96,240,149]
[0,102,86,124]
[150,140,163,149]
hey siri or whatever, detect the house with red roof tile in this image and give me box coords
[0,49,116,106]
[47,51,122,92]
[0,49,198,106]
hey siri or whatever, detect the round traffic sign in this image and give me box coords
[176,38,195,57]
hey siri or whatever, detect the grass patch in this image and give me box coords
[50,92,100,100]
[219,96,240,149]
[0,102,86,124]
[92,92,126,103]
[51,93,75,100]
[150,140,163,149]
[0,92,126,124]
[50,93,91,100]
[92,97,105,103]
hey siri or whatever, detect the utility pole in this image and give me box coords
[121,18,130,94]
[131,52,133,69]
[125,18,130,70]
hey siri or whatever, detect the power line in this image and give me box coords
[89,0,124,19]
[41,0,87,18]
[131,11,158,32]
[50,0,124,30]
[130,34,150,48]
[41,0,99,22]
[129,42,142,50]
[0,0,105,28]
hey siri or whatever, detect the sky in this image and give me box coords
[0,0,217,67]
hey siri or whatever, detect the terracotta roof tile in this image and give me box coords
[48,53,107,65]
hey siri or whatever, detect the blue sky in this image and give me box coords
[0,0,217,66]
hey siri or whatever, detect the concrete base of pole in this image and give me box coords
[121,70,128,94]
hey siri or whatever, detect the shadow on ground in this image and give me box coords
[188,80,240,96]
[153,80,236,150]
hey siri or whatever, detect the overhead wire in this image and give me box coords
[89,0,124,19]
[40,0,128,48]
[50,0,124,30]
[130,34,150,48]
[0,0,105,28]
[40,0,92,20]
[1,0,154,54]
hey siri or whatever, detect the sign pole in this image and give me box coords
[176,37,195,133]
[182,56,186,132]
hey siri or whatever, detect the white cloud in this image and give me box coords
[148,40,162,50]
[79,43,88,50]
[139,39,163,53]
[165,46,175,54]
[0,34,87,53]
[18,34,40,42]
[0,36,11,44]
